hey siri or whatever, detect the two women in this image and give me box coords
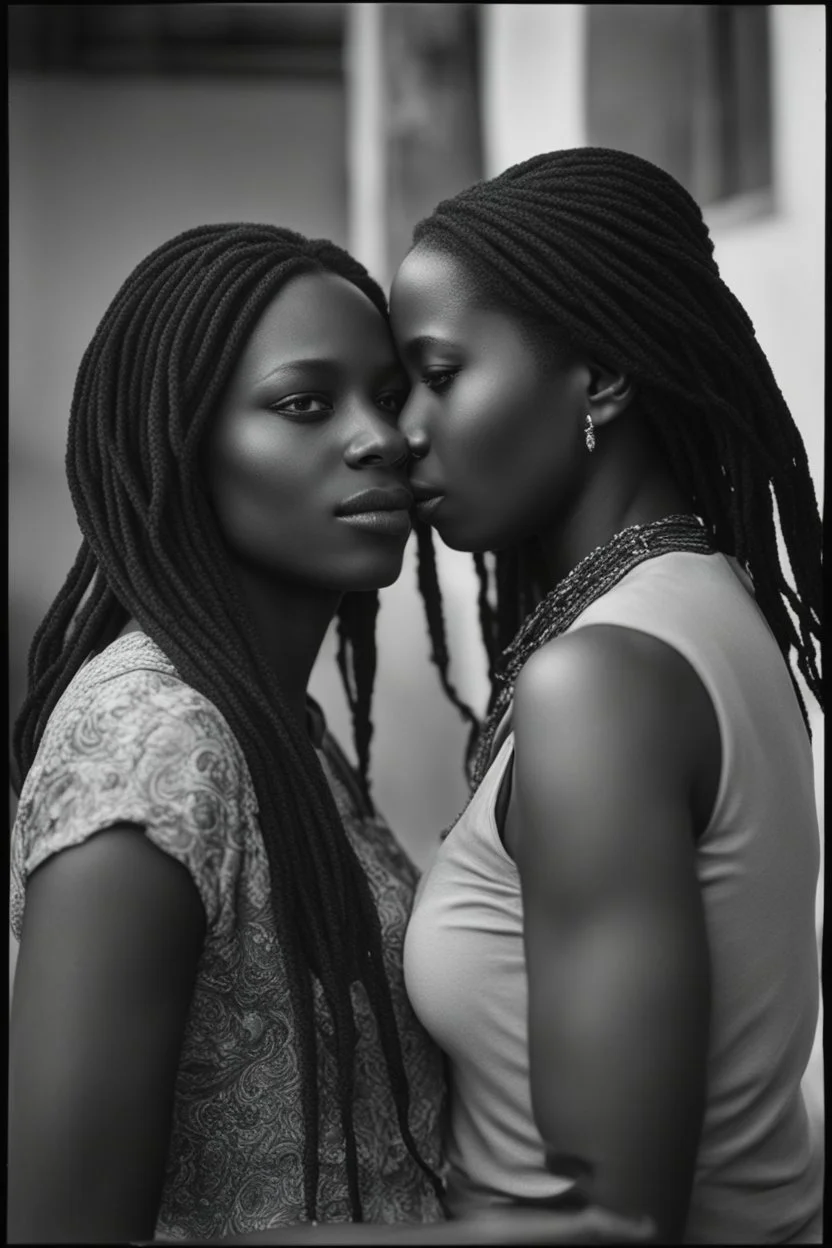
[10,146,823,1245]
[9,219,646,1247]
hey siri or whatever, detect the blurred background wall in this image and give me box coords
[8,3,824,1124]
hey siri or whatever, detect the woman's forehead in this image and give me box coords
[390,245,488,334]
[241,270,393,368]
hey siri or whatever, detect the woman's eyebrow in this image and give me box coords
[399,334,457,361]
[254,357,407,387]
[254,358,337,385]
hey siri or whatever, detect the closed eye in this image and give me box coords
[422,368,459,393]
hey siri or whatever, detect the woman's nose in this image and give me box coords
[344,410,410,469]
[397,394,431,462]
[404,429,430,461]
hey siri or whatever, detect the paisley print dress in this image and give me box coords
[10,633,447,1240]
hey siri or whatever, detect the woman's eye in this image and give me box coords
[270,394,332,419]
[422,368,459,393]
[377,391,407,416]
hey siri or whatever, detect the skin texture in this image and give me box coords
[390,242,719,1241]
[207,271,410,595]
[9,827,206,1243]
[390,247,592,557]
[512,631,711,1242]
[8,272,414,1244]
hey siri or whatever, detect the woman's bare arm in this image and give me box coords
[511,625,712,1243]
[8,825,206,1243]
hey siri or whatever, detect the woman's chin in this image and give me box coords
[429,518,502,556]
[337,553,408,591]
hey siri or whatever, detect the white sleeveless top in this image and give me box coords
[403,551,823,1243]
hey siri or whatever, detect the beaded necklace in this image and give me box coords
[467,512,714,793]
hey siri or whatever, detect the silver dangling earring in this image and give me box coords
[584,413,596,453]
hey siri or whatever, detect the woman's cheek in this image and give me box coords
[455,374,518,462]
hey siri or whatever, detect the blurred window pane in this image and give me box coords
[586,5,772,207]
[383,3,483,274]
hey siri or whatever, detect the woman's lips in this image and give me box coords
[413,494,444,522]
[337,508,412,537]
[335,483,413,537]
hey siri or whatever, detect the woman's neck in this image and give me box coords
[118,569,339,733]
[224,563,340,731]
[536,415,692,590]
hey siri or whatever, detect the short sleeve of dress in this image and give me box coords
[10,665,250,941]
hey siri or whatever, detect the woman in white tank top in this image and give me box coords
[390,148,823,1244]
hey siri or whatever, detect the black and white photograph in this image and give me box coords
[8,5,824,1243]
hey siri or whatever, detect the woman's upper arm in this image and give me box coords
[512,626,711,1243]
[8,824,206,1244]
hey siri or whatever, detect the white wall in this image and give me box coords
[481,4,587,174]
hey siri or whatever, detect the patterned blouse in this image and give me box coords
[10,633,447,1240]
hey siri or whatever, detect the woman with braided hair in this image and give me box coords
[7,222,454,1243]
[395,148,824,1243]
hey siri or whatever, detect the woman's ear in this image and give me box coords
[585,361,635,428]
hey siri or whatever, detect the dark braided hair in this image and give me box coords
[414,520,481,773]
[12,223,444,1221]
[409,147,822,755]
